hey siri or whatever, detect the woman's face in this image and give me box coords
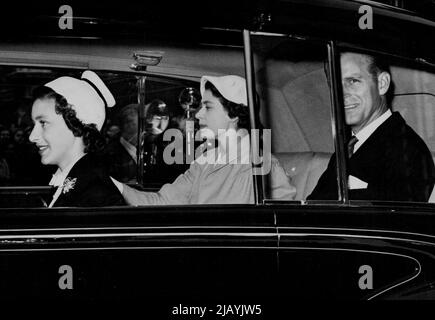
[149,115,169,135]
[195,89,236,139]
[29,98,80,170]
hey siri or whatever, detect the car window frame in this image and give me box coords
[245,28,435,208]
[332,42,435,207]
[244,30,349,206]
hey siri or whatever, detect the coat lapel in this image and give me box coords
[53,155,93,207]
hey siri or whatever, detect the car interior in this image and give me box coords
[0,37,434,206]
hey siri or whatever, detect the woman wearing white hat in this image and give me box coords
[114,75,296,205]
[29,70,125,207]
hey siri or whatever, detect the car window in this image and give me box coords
[0,67,136,186]
[334,49,435,204]
[105,74,199,188]
[250,34,338,201]
[0,40,257,208]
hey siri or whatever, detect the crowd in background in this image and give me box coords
[0,106,53,186]
[0,86,202,187]
[103,88,201,186]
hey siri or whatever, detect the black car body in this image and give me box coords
[0,0,434,305]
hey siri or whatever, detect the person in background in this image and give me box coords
[142,99,172,182]
[106,103,139,184]
[29,70,125,207]
[105,124,121,145]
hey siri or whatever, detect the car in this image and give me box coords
[0,0,434,306]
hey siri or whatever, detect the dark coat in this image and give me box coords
[105,139,137,184]
[53,154,125,207]
[308,112,435,202]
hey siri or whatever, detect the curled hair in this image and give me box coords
[32,86,106,153]
[204,81,251,130]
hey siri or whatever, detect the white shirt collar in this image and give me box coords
[120,136,137,164]
[48,154,85,188]
[353,109,392,153]
[48,153,85,208]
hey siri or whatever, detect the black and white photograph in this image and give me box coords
[0,0,434,315]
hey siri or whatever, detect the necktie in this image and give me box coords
[347,136,359,158]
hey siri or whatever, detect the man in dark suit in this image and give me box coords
[106,104,138,184]
[308,52,435,202]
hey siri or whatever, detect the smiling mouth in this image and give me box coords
[37,145,49,154]
[345,103,358,110]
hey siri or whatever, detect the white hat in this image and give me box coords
[45,70,116,131]
[200,75,247,106]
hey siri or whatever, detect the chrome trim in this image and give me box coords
[327,41,349,203]
[137,75,147,186]
[0,246,278,252]
[278,232,435,248]
[0,232,276,240]
[278,227,435,240]
[0,226,275,232]
[0,226,434,242]
[243,29,264,204]
[0,231,432,248]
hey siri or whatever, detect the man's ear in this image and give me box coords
[377,71,391,96]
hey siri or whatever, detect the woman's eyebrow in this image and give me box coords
[33,115,47,121]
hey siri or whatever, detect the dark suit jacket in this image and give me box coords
[308,112,435,202]
[105,139,137,183]
[53,154,125,207]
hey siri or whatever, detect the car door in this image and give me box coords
[0,50,280,301]
[0,205,278,300]
[247,26,435,300]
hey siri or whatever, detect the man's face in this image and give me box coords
[341,53,386,133]
[196,89,235,139]
[149,115,169,135]
[0,130,10,142]
[122,114,138,145]
[106,125,120,139]
[14,130,25,144]
[29,98,78,170]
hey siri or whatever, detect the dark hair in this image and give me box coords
[145,99,168,123]
[365,54,395,105]
[32,86,105,153]
[204,81,251,130]
[323,52,395,106]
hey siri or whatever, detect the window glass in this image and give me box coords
[0,67,137,187]
[0,41,257,207]
[336,50,435,203]
[251,35,337,201]
[105,75,199,187]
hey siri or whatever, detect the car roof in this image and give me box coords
[0,39,245,81]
